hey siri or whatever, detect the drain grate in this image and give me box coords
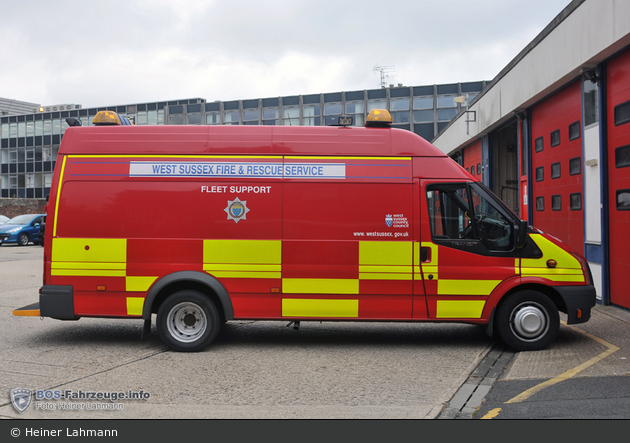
[437,343,515,419]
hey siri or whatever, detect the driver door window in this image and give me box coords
[427,183,514,252]
[427,186,472,240]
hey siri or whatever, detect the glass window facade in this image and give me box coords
[437,96,456,108]
[345,102,364,126]
[437,108,458,121]
[152,82,482,136]
[1,99,177,198]
[324,103,342,126]
[390,98,410,124]
[262,108,278,125]
[282,107,300,126]
[303,105,321,126]
[206,112,220,125]
[367,100,387,112]
[2,82,488,200]
[223,111,239,125]
[437,95,457,122]
[243,109,259,125]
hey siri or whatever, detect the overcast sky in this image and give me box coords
[1,0,572,108]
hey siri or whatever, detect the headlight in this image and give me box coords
[7,227,22,233]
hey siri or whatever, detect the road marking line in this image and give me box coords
[480,408,501,419]
[505,321,619,404]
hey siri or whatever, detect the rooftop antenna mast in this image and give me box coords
[373,65,396,88]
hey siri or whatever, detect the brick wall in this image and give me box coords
[0,199,47,219]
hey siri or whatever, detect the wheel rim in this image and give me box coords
[510,301,549,342]
[166,302,208,343]
[19,234,28,246]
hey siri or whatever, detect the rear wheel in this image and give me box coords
[495,290,559,351]
[18,233,29,246]
[157,290,221,352]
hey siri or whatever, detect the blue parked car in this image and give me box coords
[0,214,46,246]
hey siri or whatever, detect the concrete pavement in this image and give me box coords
[0,246,491,419]
[439,303,630,418]
[1,245,629,420]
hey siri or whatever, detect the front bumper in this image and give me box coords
[556,284,597,324]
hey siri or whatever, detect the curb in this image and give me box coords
[437,343,515,419]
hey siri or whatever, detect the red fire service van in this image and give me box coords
[13,109,596,352]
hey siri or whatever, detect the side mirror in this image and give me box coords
[516,220,528,249]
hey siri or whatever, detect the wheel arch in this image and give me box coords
[486,280,567,337]
[500,282,567,314]
[142,271,234,322]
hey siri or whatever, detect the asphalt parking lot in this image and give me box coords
[0,245,493,419]
[1,245,629,420]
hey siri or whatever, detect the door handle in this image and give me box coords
[421,247,432,262]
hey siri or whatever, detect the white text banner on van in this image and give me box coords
[129,162,346,179]
[283,163,345,179]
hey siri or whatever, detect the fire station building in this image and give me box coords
[433,0,630,309]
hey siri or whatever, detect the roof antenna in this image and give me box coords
[373,65,396,89]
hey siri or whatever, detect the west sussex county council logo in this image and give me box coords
[11,388,32,413]
[385,214,393,227]
[224,197,250,223]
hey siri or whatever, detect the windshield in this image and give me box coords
[426,182,516,252]
[7,215,33,225]
[472,181,520,221]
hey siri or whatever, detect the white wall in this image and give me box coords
[583,124,601,244]
[590,262,603,301]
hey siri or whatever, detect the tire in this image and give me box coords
[157,290,221,352]
[495,290,559,352]
[18,233,29,246]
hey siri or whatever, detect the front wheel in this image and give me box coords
[495,290,559,351]
[18,233,29,246]
[157,290,221,352]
